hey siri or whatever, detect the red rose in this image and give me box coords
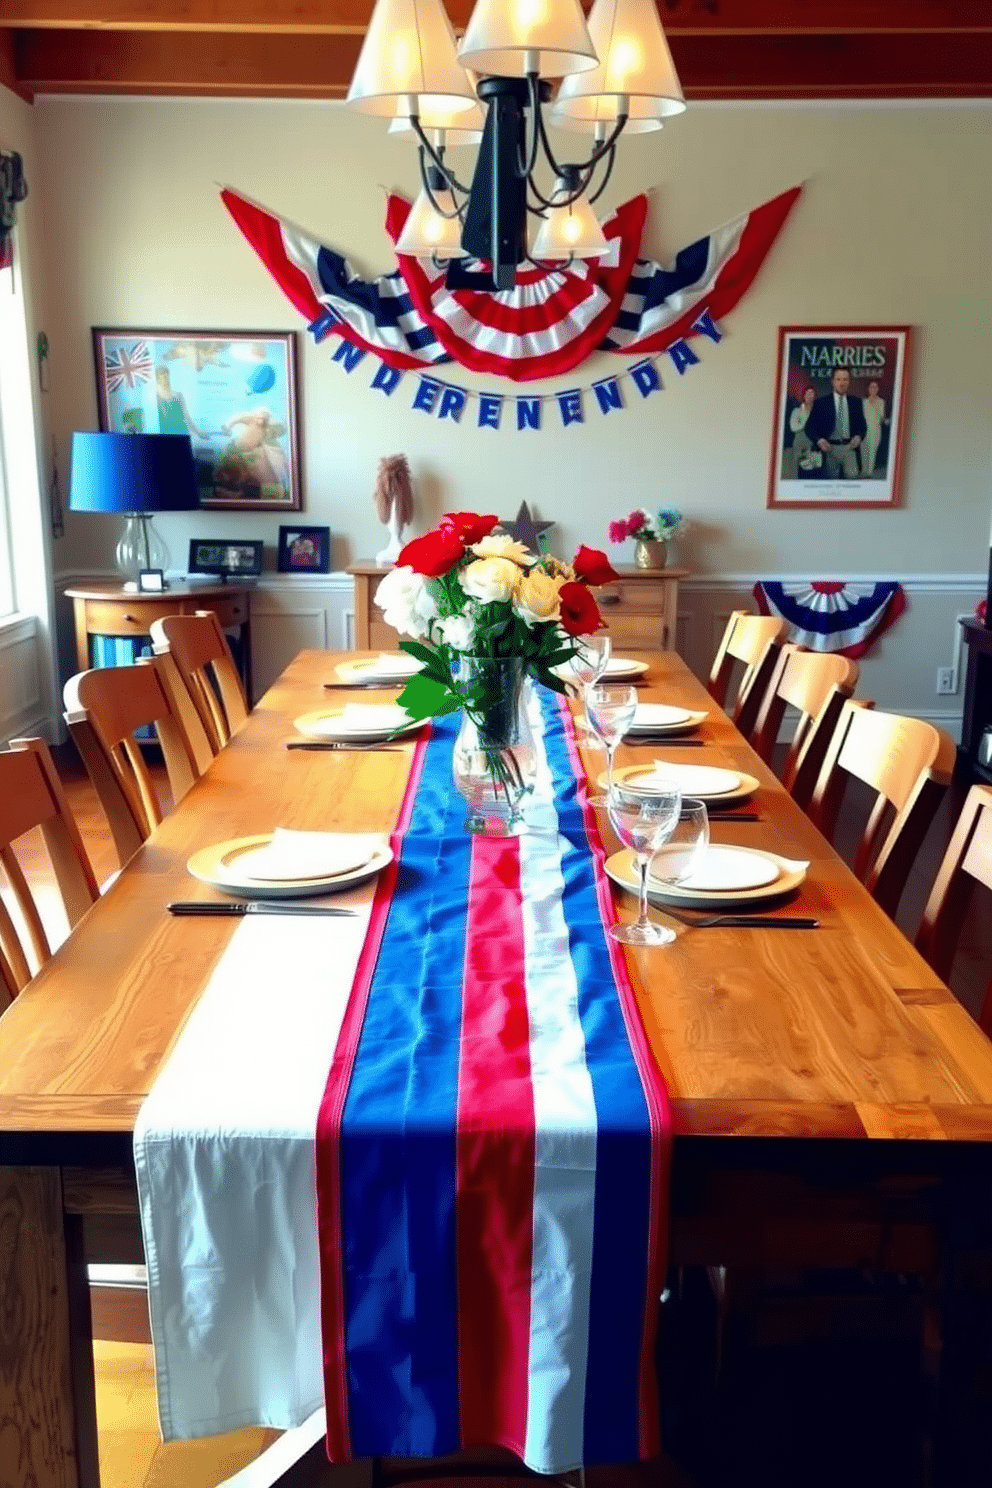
[558,581,603,636]
[572,544,621,586]
[398,526,465,577]
[440,511,499,546]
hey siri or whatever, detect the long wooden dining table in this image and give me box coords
[2,648,992,1488]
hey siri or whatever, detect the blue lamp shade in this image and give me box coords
[69,431,200,514]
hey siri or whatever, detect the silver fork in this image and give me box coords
[285,740,404,752]
[660,907,819,929]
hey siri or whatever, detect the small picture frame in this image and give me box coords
[278,525,331,574]
[138,568,165,593]
[187,539,264,581]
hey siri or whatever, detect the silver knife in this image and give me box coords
[168,901,358,917]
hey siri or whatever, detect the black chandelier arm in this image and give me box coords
[524,162,595,212]
[585,144,617,206]
[514,72,544,182]
[410,117,473,198]
[534,98,629,185]
[416,146,466,220]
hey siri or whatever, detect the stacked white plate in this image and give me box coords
[605,761,760,805]
[624,703,709,736]
[188,829,394,899]
[293,703,421,741]
[605,845,809,910]
[334,653,424,685]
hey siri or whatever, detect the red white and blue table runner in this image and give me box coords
[133,686,671,1474]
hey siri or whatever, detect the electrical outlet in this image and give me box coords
[936,667,956,695]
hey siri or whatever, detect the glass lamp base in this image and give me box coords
[115,513,171,583]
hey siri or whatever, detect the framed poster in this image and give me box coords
[767,326,911,510]
[92,328,302,511]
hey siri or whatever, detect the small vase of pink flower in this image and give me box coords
[608,507,685,569]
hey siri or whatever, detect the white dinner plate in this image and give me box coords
[605,847,809,911]
[603,763,760,804]
[625,703,694,731]
[187,833,394,899]
[600,657,649,679]
[334,652,424,685]
[293,703,422,741]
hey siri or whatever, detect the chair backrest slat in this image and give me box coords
[916,783,992,1031]
[750,645,860,807]
[63,656,212,867]
[809,700,956,917]
[708,611,788,738]
[150,610,249,753]
[0,737,100,1005]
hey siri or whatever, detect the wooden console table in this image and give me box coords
[64,580,253,700]
[348,561,688,652]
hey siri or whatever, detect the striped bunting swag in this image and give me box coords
[754,580,907,658]
[316,688,671,1473]
[221,184,800,383]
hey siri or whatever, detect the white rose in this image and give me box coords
[514,568,563,626]
[460,557,522,605]
[437,613,475,651]
[471,533,535,567]
[374,565,433,639]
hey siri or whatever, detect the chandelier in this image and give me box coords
[346,0,685,291]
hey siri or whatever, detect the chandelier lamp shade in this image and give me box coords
[69,431,200,586]
[347,0,685,289]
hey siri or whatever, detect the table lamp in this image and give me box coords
[69,431,200,589]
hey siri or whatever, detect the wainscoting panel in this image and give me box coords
[249,575,354,699]
[0,615,46,744]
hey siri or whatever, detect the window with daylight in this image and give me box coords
[0,248,30,617]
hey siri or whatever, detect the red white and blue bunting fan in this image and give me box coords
[753,581,907,659]
[220,183,800,428]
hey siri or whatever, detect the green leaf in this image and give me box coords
[398,639,450,684]
[396,673,460,720]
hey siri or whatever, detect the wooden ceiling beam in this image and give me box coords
[3,0,991,36]
[14,28,992,100]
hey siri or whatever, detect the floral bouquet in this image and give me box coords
[608,507,685,545]
[374,512,619,827]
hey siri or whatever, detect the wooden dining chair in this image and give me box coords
[0,737,100,1009]
[808,700,957,918]
[149,609,250,753]
[916,783,992,1033]
[707,611,788,738]
[749,645,861,809]
[63,654,213,868]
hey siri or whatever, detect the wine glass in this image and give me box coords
[648,798,711,922]
[584,682,638,808]
[570,632,612,690]
[606,783,682,946]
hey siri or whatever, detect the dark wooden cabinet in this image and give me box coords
[959,617,992,781]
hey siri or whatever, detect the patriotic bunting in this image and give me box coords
[220,182,801,388]
[753,580,907,657]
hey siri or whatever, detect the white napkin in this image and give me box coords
[302,703,410,737]
[351,653,422,677]
[648,762,741,795]
[234,829,383,882]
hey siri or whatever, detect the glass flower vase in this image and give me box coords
[451,655,538,836]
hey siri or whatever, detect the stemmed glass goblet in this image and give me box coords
[606,783,682,946]
[645,797,711,936]
[570,632,612,690]
[584,682,638,808]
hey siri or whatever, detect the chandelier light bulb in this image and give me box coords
[458,0,598,78]
[395,183,468,258]
[531,183,609,261]
[551,0,685,130]
[347,0,477,117]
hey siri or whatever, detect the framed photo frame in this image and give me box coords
[138,568,165,593]
[767,326,912,510]
[188,539,264,581]
[92,328,302,511]
[278,525,331,574]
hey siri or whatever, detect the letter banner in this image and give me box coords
[221,183,801,384]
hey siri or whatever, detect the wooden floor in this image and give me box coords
[7,740,992,1488]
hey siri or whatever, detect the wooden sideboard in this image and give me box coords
[64,580,253,699]
[348,561,687,652]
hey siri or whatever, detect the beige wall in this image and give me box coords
[22,94,992,716]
